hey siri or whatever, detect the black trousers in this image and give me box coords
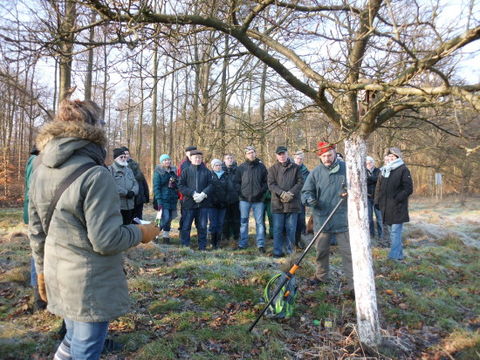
[133,203,144,220]
[121,209,135,225]
[222,201,240,240]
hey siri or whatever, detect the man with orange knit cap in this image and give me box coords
[301,142,353,295]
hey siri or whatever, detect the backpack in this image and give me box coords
[263,273,298,319]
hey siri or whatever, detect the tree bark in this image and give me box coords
[345,134,381,347]
[84,11,96,101]
[58,0,76,104]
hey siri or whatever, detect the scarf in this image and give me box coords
[214,170,225,178]
[380,158,404,178]
[325,160,340,174]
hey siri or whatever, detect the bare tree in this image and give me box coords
[84,0,480,346]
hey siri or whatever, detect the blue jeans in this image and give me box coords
[55,319,109,360]
[30,258,37,287]
[208,208,227,234]
[367,198,383,238]
[160,208,175,232]
[388,223,404,260]
[239,201,265,248]
[180,207,209,249]
[272,213,298,256]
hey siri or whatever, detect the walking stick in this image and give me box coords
[248,193,347,332]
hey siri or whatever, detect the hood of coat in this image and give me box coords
[154,164,177,175]
[36,121,107,169]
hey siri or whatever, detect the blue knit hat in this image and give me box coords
[159,154,171,163]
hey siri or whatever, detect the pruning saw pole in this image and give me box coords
[248,193,347,332]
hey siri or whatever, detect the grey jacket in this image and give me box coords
[28,121,142,322]
[109,161,139,210]
[301,160,348,233]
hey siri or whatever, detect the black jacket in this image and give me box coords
[366,167,380,199]
[210,171,237,208]
[178,163,213,209]
[375,164,413,225]
[268,159,304,213]
[235,158,268,203]
[222,163,239,203]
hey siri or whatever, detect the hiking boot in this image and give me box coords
[33,288,47,312]
[273,253,285,258]
[163,237,170,244]
[102,338,124,354]
[258,246,266,254]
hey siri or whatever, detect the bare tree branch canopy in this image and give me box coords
[84,0,480,133]
[1,0,479,350]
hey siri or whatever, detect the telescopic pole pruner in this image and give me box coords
[248,192,347,332]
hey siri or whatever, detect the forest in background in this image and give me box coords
[0,0,479,207]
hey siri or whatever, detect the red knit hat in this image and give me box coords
[317,141,336,155]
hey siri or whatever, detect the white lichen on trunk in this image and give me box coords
[345,135,382,347]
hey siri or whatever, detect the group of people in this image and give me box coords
[24,96,413,359]
[149,145,311,255]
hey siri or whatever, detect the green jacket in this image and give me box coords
[301,160,348,233]
[28,121,142,322]
[23,154,37,224]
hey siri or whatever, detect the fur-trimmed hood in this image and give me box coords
[154,164,177,176]
[36,121,107,169]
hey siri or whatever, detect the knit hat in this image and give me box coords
[113,147,125,159]
[366,156,375,164]
[275,145,288,154]
[245,145,256,153]
[386,147,403,159]
[211,158,222,167]
[185,146,197,152]
[317,141,336,155]
[294,150,304,158]
[160,154,170,163]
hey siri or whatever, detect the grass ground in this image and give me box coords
[0,197,479,359]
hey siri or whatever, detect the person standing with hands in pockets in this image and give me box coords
[153,154,179,244]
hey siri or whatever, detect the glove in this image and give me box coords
[126,190,135,199]
[284,191,294,202]
[199,192,207,201]
[305,197,318,207]
[136,223,160,243]
[37,273,47,302]
[192,191,200,201]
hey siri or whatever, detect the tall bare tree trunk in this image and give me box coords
[168,58,176,155]
[58,0,76,104]
[218,35,230,154]
[136,52,144,160]
[345,134,381,347]
[151,42,159,180]
[259,62,267,159]
[84,11,96,100]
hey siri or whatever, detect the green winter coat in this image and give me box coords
[301,160,348,233]
[23,154,37,224]
[28,121,142,322]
